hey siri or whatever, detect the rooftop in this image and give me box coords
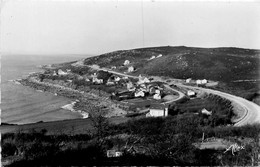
[150,103,168,110]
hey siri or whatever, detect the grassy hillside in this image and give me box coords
[80,46,260,100]
[83,46,259,82]
[2,117,260,166]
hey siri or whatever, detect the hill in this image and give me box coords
[83,46,259,82]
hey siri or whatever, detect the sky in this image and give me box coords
[1,0,260,55]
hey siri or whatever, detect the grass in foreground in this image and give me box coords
[2,116,260,166]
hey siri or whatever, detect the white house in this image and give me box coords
[143,77,150,83]
[157,54,162,58]
[114,76,121,82]
[155,89,161,94]
[137,77,150,85]
[123,60,130,66]
[107,150,123,158]
[128,66,135,72]
[79,111,89,118]
[187,90,196,97]
[134,91,145,97]
[202,79,208,84]
[201,108,212,115]
[111,66,117,69]
[53,71,57,76]
[146,104,168,117]
[149,56,156,60]
[93,78,103,84]
[196,79,207,85]
[153,93,161,100]
[58,69,68,75]
[126,81,135,91]
[186,78,192,83]
[196,80,202,85]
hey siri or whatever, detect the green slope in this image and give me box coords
[83,46,259,82]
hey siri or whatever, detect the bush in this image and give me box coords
[2,142,17,157]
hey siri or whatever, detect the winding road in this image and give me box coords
[174,83,260,127]
[89,65,260,127]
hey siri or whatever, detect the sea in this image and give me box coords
[1,54,91,125]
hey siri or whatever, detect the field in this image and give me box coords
[2,116,260,166]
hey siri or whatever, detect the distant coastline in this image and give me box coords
[1,54,90,125]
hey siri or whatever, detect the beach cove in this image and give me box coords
[1,54,89,125]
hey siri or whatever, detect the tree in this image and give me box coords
[90,107,110,145]
[97,71,112,83]
[39,74,45,82]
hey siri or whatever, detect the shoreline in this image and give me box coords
[61,100,89,119]
[5,78,89,124]
[14,73,126,121]
[8,79,22,85]
[0,117,130,135]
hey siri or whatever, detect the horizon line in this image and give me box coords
[2,45,260,56]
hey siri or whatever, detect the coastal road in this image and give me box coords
[88,65,139,79]
[163,84,186,104]
[89,65,260,126]
[173,83,260,127]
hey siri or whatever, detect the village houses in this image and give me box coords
[196,79,208,85]
[57,69,68,76]
[91,73,103,84]
[137,75,150,85]
[107,150,123,158]
[202,79,207,84]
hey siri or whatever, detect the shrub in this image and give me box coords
[2,142,17,157]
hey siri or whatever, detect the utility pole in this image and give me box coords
[141,0,145,47]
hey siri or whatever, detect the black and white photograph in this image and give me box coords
[1,0,260,166]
